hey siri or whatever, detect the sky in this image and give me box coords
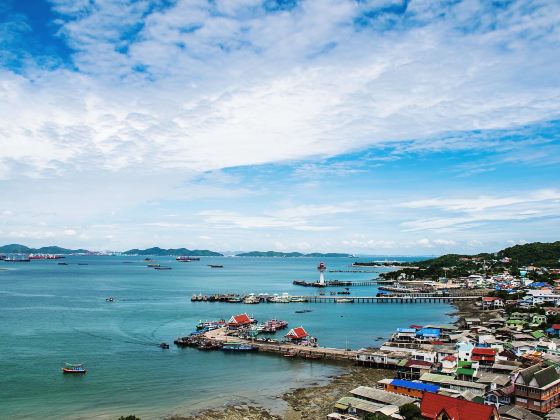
[0,0,559,255]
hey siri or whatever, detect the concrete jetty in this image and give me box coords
[204,327,358,361]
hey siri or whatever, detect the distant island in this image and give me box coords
[0,244,90,254]
[235,251,353,257]
[0,244,223,257]
[122,247,223,256]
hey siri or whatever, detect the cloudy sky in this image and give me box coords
[0,0,559,254]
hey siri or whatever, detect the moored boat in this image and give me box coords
[221,342,259,352]
[336,298,354,303]
[62,363,87,374]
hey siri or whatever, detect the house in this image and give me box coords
[382,378,439,398]
[546,324,560,337]
[227,313,254,328]
[531,314,547,326]
[393,328,417,342]
[514,364,560,413]
[483,297,505,310]
[420,373,488,396]
[420,392,499,420]
[471,347,498,367]
[441,355,457,373]
[285,326,309,342]
[498,404,541,420]
[331,396,399,419]
[397,359,433,380]
[509,341,535,356]
[486,386,514,408]
[349,386,415,407]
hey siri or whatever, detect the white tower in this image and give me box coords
[318,262,326,285]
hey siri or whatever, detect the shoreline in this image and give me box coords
[165,298,479,420]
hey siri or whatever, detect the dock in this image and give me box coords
[191,293,481,304]
[203,327,358,362]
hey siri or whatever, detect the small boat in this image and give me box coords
[144,257,152,261]
[243,295,260,304]
[221,342,259,352]
[177,256,200,262]
[208,264,223,268]
[159,342,170,349]
[58,262,68,265]
[105,297,114,302]
[227,296,243,303]
[4,257,31,263]
[336,298,354,303]
[62,363,87,374]
[283,351,298,358]
[290,296,308,302]
[154,266,172,270]
[147,263,160,268]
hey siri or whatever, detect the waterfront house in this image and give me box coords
[412,348,437,363]
[546,324,560,337]
[398,359,433,380]
[483,297,505,310]
[393,328,417,342]
[285,326,309,342]
[420,392,499,420]
[227,313,254,328]
[514,364,560,413]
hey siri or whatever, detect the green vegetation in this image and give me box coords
[235,251,352,257]
[379,241,560,280]
[123,247,223,256]
[498,241,560,267]
[364,413,390,420]
[118,416,140,420]
[399,403,422,420]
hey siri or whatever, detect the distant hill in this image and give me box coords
[123,247,223,256]
[378,240,560,280]
[0,244,90,254]
[497,241,560,267]
[235,251,352,257]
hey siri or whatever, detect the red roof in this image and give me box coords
[405,359,433,368]
[228,313,252,325]
[552,324,560,330]
[286,326,308,339]
[431,340,445,345]
[421,392,497,420]
[410,324,423,329]
[472,347,497,356]
[442,355,457,362]
[482,297,501,302]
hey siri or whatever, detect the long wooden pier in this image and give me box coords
[303,295,479,303]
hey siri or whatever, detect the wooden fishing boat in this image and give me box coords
[62,363,87,374]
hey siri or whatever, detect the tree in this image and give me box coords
[364,413,390,420]
[399,403,422,420]
[118,416,140,420]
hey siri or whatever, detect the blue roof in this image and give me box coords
[530,282,547,287]
[397,328,416,333]
[390,379,440,393]
[416,328,440,336]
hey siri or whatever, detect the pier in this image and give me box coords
[191,293,481,304]
[203,327,358,362]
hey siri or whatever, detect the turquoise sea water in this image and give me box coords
[0,256,453,419]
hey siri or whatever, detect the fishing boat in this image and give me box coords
[269,293,291,303]
[227,296,243,303]
[147,263,160,268]
[208,264,224,268]
[221,342,259,352]
[336,298,354,303]
[154,266,172,270]
[105,297,114,302]
[177,256,200,261]
[243,294,260,304]
[58,262,68,265]
[159,342,170,349]
[290,296,308,302]
[4,257,31,262]
[62,363,87,374]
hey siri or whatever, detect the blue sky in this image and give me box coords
[0,0,559,254]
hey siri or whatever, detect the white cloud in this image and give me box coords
[0,1,559,179]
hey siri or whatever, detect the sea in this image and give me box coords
[0,256,454,419]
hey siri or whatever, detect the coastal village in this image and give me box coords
[175,243,560,420]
